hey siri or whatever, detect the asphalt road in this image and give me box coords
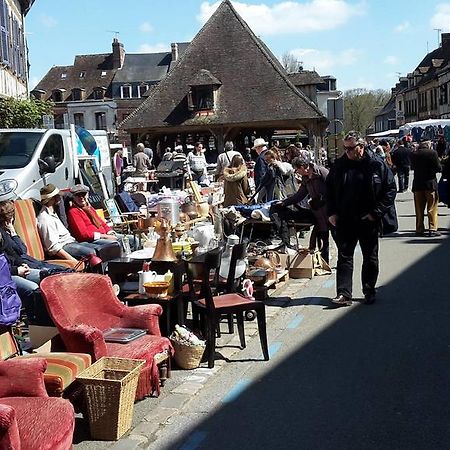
[150,191,450,450]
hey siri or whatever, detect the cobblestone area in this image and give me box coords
[72,276,310,450]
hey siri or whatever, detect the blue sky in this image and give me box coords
[26,0,450,92]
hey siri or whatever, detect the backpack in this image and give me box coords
[0,254,22,326]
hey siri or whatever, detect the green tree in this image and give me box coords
[0,97,54,128]
[343,88,390,134]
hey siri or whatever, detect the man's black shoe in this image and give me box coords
[362,293,376,305]
[428,230,441,237]
[331,295,352,306]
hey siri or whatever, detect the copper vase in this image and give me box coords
[152,218,177,262]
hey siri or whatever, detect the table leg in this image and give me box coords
[176,295,184,326]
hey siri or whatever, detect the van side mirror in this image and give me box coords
[38,156,56,174]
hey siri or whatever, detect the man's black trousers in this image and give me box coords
[335,218,379,298]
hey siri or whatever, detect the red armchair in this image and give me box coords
[0,358,75,450]
[40,273,173,399]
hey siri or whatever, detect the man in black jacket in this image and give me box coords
[391,137,411,192]
[411,140,442,236]
[326,131,396,306]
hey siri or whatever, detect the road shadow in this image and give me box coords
[166,231,450,449]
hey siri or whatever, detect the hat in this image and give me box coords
[70,184,89,195]
[40,184,60,203]
[252,138,268,149]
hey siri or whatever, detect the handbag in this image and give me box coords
[380,203,398,236]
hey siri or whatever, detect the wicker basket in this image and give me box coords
[77,357,145,441]
[170,338,205,370]
[143,281,169,297]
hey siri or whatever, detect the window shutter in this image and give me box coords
[0,0,9,64]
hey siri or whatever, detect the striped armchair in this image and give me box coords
[1,327,91,397]
[13,199,81,270]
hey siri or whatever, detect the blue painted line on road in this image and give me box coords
[179,431,208,450]
[222,378,251,403]
[322,279,335,289]
[269,342,282,357]
[287,314,304,329]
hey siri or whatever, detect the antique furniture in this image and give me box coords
[0,357,75,449]
[39,273,173,399]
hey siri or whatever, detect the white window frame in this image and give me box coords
[120,84,132,99]
[137,84,148,98]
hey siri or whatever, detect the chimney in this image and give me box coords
[442,33,450,49]
[112,38,125,69]
[171,43,178,63]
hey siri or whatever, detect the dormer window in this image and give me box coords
[187,69,221,112]
[138,84,148,98]
[52,89,66,102]
[101,71,107,77]
[79,71,86,78]
[31,89,46,100]
[61,73,67,79]
[72,88,85,101]
[93,87,106,100]
[188,86,214,110]
[120,84,132,99]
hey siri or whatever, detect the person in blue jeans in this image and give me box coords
[37,184,99,262]
[0,200,68,324]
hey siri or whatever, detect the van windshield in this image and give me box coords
[0,132,44,169]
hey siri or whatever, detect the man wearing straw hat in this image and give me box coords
[37,184,98,261]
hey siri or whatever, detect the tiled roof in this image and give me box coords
[121,0,326,132]
[33,54,117,101]
[288,71,324,86]
[114,43,189,83]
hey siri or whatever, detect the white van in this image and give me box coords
[0,127,113,204]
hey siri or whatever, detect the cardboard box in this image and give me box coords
[289,251,314,279]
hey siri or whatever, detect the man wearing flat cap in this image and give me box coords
[37,184,97,261]
[67,184,117,244]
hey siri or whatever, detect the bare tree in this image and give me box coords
[281,52,301,73]
[344,88,390,134]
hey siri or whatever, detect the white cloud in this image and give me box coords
[139,22,154,33]
[198,0,366,35]
[138,43,168,53]
[430,4,450,30]
[40,13,57,28]
[384,55,398,65]
[394,20,410,33]
[288,48,361,72]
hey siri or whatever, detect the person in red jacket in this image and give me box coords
[67,184,136,251]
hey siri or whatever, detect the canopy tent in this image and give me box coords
[366,129,399,139]
[399,119,450,133]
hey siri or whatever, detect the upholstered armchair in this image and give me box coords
[40,273,173,399]
[0,358,75,450]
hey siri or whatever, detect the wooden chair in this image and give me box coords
[185,248,269,368]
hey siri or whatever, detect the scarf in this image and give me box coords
[82,205,104,229]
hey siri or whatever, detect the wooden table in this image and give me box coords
[122,292,179,336]
[107,254,209,334]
